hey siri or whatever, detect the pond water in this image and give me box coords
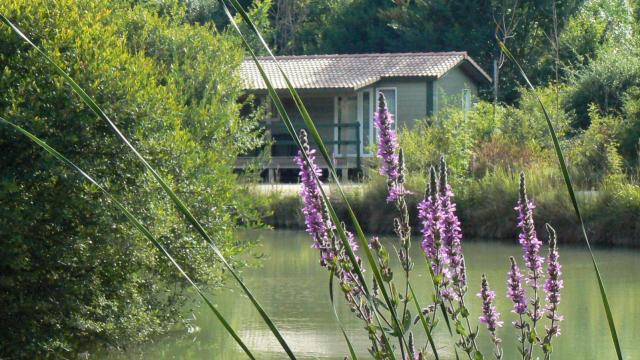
[108,229,640,359]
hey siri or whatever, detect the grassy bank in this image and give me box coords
[261,170,640,247]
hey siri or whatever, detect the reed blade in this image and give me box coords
[498,41,623,360]
[329,272,359,360]
[408,284,439,360]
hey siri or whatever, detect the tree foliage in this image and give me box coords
[0,0,262,357]
[245,0,583,102]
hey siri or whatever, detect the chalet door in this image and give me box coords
[335,95,358,156]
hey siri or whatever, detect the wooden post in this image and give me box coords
[493,59,499,121]
[356,121,361,172]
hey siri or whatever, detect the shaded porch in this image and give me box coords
[238,91,375,182]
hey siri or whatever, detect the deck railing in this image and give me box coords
[265,121,361,170]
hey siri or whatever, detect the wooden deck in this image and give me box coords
[236,155,364,170]
[236,120,365,179]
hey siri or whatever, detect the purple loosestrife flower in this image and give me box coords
[507,257,528,316]
[516,173,544,281]
[388,184,410,203]
[418,166,439,260]
[516,173,544,323]
[337,228,362,289]
[478,274,504,359]
[346,229,360,253]
[295,130,334,267]
[458,257,467,289]
[375,92,411,202]
[295,132,382,353]
[478,275,503,331]
[337,240,363,296]
[544,225,563,337]
[374,92,399,182]
[437,157,465,297]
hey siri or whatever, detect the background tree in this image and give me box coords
[271,0,310,54]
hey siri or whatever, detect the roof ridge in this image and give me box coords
[250,51,468,61]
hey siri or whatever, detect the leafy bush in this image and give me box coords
[557,0,636,69]
[471,135,542,177]
[566,41,640,127]
[502,85,572,146]
[619,86,640,166]
[399,101,498,183]
[399,86,569,183]
[0,0,261,357]
[567,106,624,185]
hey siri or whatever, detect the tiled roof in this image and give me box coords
[240,52,491,90]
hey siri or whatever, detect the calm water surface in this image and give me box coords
[109,229,640,359]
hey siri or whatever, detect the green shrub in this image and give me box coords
[399,101,498,183]
[566,41,640,127]
[620,86,640,166]
[0,0,261,357]
[557,0,636,70]
[567,106,624,185]
[266,165,640,247]
[457,165,576,241]
[399,86,570,183]
[502,85,572,146]
[470,134,544,177]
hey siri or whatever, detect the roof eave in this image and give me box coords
[459,56,492,84]
[242,86,358,94]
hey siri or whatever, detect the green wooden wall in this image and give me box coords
[433,67,478,114]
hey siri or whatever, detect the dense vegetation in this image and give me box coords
[186,0,639,103]
[2,0,640,357]
[262,0,640,247]
[265,84,640,246]
[0,0,263,357]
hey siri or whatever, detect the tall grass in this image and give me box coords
[263,169,640,246]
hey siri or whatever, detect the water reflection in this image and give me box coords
[106,229,640,359]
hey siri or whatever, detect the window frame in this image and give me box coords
[358,89,375,156]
